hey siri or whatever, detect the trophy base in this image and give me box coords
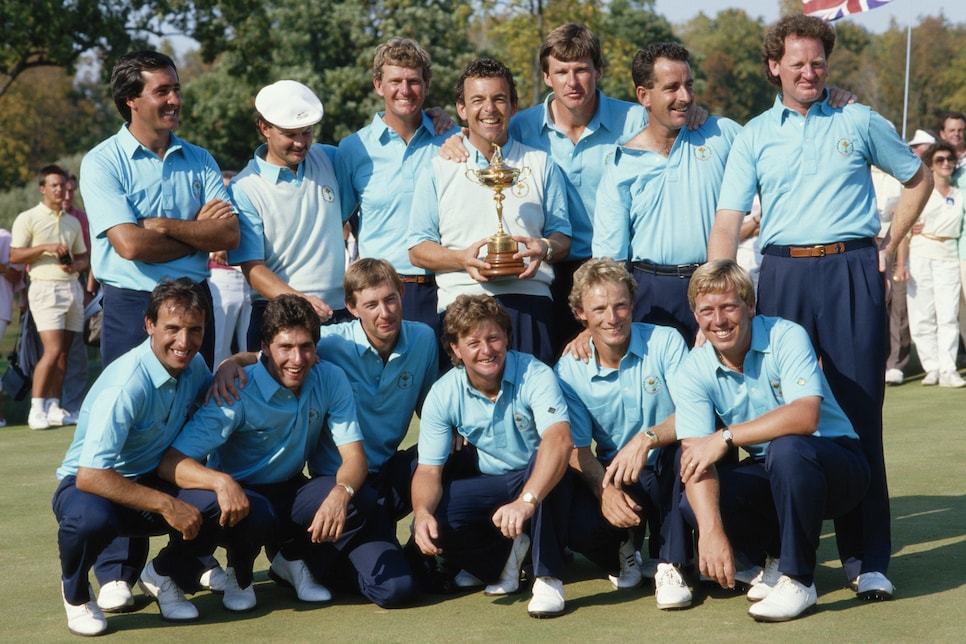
[480,251,525,279]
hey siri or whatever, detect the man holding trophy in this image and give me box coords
[409,57,571,365]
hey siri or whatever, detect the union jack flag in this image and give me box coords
[803,0,893,21]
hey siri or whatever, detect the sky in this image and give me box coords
[653,0,966,32]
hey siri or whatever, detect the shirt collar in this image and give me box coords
[372,111,435,145]
[252,357,289,399]
[252,143,305,184]
[466,136,517,168]
[710,316,771,375]
[540,89,608,135]
[137,339,180,389]
[118,124,183,160]
[460,350,518,399]
[770,89,832,124]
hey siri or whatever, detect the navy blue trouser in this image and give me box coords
[567,445,689,572]
[53,473,270,605]
[427,452,567,583]
[681,435,870,585]
[631,269,698,347]
[400,279,440,339]
[551,259,587,357]
[758,244,890,579]
[289,476,415,608]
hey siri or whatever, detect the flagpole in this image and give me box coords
[902,21,910,139]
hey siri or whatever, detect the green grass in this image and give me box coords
[2,362,965,642]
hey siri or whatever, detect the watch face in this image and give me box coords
[523,492,537,504]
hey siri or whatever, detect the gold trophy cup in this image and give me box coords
[466,143,531,278]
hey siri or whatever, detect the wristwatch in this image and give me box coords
[721,428,735,448]
[541,238,553,263]
[520,492,539,506]
[644,429,659,445]
[337,482,355,498]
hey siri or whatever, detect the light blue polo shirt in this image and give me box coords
[593,117,741,264]
[229,143,350,306]
[57,339,211,479]
[316,319,439,471]
[418,351,570,476]
[674,316,857,458]
[80,126,229,291]
[511,91,647,259]
[718,93,923,247]
[554,323,687,465]
[172,357,362,484]
[337,112,458,275]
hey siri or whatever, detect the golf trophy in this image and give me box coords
[465,142,531,278]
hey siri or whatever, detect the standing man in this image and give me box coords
[677,260,870,622]
[11,165,88,430]
[52,279,258,636]
[80,50,238,369]
[593,43,741,344]
[411,294,572,617]
[337,39,458,333]
[708,14,932,601]
[938,112,966,169]
[554,258,692,609]
[409,57,571,365]
[230,80,353,349]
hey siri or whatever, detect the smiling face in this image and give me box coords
[575,280,633,359]
[543,55,600,116]
[637,57,694,135]
[259,121,314,172]
[940,117,966,152]
[127,66,182,136]
[457,75,517,151]
[768,35,828,115]
[451,319,508,390]
[375,64,428,128]
[693,289,754,362]
[262,326,317,395]
[145,302,205,377]
[346,282,403,354]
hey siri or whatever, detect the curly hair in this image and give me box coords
[761,15,835,88]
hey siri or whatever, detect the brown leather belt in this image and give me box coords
[397,274,434,284]
[762,238,875,258]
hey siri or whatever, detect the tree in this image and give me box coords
[0,0,162,98]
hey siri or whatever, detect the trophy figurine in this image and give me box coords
[466,143,531,278]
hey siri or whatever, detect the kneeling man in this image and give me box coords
[676,260,870,622]
[411,294,572,617]
[53,278,264,636]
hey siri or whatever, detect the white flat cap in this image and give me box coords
[255,80,324,129]
[908,129,936,147]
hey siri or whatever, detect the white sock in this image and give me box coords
[31,398,45,412]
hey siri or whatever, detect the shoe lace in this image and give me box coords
[656,564,683,588]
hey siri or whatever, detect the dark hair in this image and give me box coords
[940,112,966,131]
[111,50,178,122]
[441,294,512,367]
[260,294,321,346]
[372,37,432,84]
[343,258,403,307]
[539,23,603,74]
[456,57,518,107]
[38,164,68,187]
[924,141,957,167]
[762,15,835,88]
[146,277,209,324]
[632,42,690,89]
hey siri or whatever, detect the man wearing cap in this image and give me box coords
[337,38,459,334]
[708,15,932,601]
[230,80,353,348]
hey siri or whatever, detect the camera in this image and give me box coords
[59,253,73,266]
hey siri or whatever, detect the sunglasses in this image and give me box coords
[933,155,956,164]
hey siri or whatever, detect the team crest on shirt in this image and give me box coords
[192,179,202,198]
[308,407,322,424]
[693,145,712,162]
[321,186,335,202]
[513,413,531,431]
[511,181,529,198]
[836,138,854,156]
[642,375,663,394]
[397,371,414,390]
[769,378,785,403]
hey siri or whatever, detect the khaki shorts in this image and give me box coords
[29,279,84,332]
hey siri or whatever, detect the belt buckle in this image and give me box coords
[813,244,826,257]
